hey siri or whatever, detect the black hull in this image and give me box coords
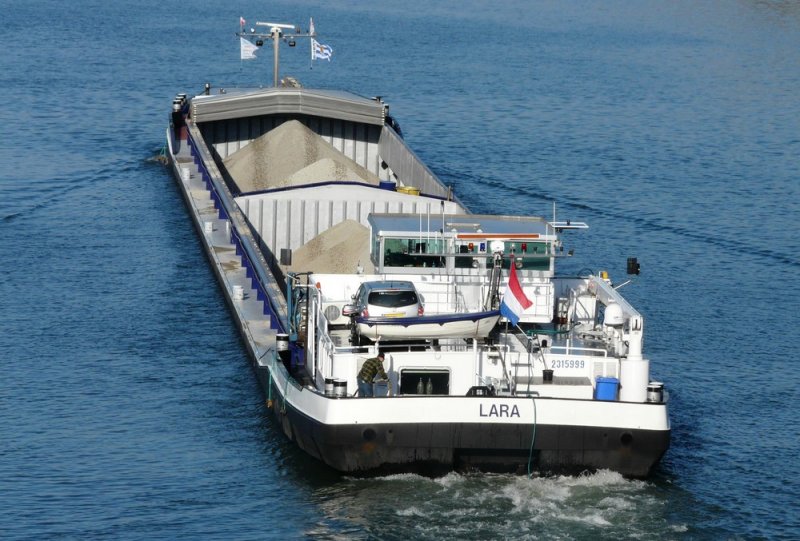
[257,367,670,479]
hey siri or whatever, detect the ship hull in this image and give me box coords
[256,367,670,478]
[167,85,671,480]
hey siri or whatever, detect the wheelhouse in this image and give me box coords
[368,213,563,276]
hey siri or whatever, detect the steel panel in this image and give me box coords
[191,88,386,125]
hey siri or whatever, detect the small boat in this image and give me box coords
[355,310,501,340]
[165,18,670,478]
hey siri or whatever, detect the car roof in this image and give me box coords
[359,280,417,292]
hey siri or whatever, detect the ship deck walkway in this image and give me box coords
[172,137,277,363]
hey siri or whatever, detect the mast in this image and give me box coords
[238,21,314,87]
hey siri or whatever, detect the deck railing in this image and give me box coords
[547,345,609,357]
[184,122,288,332]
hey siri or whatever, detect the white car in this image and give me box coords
[343,280,424,319]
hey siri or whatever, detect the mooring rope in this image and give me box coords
[267,370,273,407]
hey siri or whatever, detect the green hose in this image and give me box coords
[281,361,291,414]
[527,397,537,478]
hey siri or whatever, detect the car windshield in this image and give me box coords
[368,290,418,308]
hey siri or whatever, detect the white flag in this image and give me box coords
[240,37,258,60]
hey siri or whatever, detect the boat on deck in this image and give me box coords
[354,310,501,341]
[165,19,670,477]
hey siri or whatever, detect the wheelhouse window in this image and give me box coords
[500,241,550,271]
[375,234,550,271]
[383,237,445,268]
[455,243,477,268]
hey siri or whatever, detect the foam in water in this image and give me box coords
[349,470,664,538]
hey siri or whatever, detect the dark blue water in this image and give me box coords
[2,0,798,539]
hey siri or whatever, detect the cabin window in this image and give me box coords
[383,237,445,268]
[500,241,550,271]
[399,369,449,395]
[454,243,478,268]
[372,237,381,266]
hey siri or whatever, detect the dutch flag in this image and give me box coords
[500,263,532,326]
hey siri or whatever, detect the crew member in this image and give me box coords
[357,352,388,397]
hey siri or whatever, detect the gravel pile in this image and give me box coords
[223,119,381,192]
[284,219,375,275]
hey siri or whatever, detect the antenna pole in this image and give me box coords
[238,21,314,88]
[272,27,280,87]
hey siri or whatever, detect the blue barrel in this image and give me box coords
[379,180,396,191]
[595,377,619,401]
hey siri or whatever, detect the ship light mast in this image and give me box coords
[237,21,315,87]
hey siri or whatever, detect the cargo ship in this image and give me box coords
[165,20,669,477]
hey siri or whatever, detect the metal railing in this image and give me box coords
[547,346,609,357]
[185,122,288,332]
